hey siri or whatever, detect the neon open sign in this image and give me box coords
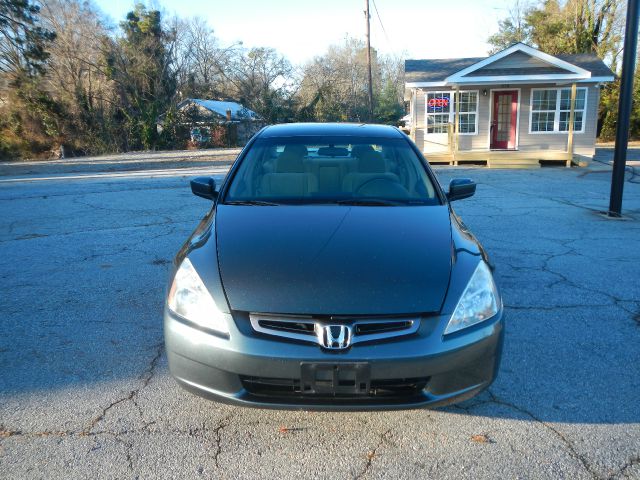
[428,97,449,109]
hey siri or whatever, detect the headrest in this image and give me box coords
[353,145,385,173]
[276,144,307,173]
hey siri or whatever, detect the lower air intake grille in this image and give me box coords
[240,375,430,399]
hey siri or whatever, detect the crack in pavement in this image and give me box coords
[0,219,195,244]
[112,434,135,474]
[494,234,639,322]
[478,176,638,217]
[607,454,640,479]
[354,429,392,480]
[1,343,163,477]
[482,390,599,479]
[211,414,234,469]
[84,342,164,435]
[0,184,187,202]
[0,421,216,442]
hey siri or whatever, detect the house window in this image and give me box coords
[531,90,557,132]
[530,88,587,133]
[426,92,452,134]
[457,91,478,134]
[425,91,478,134]
[559,88,586,132]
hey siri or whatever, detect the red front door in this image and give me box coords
[491,91,518,149]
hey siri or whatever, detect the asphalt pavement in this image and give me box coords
[0,149,639,479]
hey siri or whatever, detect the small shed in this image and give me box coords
[405,43,614,167]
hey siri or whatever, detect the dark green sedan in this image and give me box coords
[164,123,504,410]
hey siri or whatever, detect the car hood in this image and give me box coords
[215,205,452,315]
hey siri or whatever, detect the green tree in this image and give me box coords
[489,0,621,61]
[0,0,58,159]
[488,1,530,53]
[0,0,56,80]
[375,79,404,124]
[104,4,176,150]
[488,0,624,139]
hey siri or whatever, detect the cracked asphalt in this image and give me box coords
[1,149,639,479]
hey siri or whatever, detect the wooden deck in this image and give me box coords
[424,149,589,169]
[413,120,591,168]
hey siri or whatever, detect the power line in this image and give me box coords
[371,0,394,53]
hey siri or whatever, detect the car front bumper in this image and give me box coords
[164,309,504,411]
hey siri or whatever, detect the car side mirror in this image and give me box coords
[447,178,476,202]
[190,177,218,201]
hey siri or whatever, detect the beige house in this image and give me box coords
[405,43,614,168]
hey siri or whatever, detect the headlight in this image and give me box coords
[444,261,499,335]
[167,258,229,335]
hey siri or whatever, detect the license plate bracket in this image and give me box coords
[300,362,371,395]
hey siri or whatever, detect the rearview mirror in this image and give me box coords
[190,177,218,201]
[447,178,476,202]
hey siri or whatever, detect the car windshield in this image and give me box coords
[224,136,440,205]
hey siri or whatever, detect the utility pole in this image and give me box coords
[365,0,374,123]
[609,0,639,217]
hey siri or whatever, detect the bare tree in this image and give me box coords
[174,17,239,99]
[219,46,295,122]
[295,36,405,123]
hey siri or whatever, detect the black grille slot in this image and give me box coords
[258,320,315,336]
[369,378,429,396]
[355,321,413,335]
[241,376,302,396]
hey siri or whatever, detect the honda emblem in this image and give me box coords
[317,324,352,350]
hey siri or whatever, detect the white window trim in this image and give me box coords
[456,90,480,136]
[529,87,587,135]
[424,90,479,136]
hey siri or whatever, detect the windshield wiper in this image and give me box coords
[335,198,403,206]
[225,200,280,206]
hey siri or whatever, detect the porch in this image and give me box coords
[417,123,590,169]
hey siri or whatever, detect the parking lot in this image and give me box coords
[1,150,639,479]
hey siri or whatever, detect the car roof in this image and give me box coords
[258,123,405,139]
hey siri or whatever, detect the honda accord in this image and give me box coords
[164,123,504,410]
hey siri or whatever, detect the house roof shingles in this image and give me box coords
[405,53,614,83]
[405,57,482,83]
[181,99,260,121]
[556,53,615,77]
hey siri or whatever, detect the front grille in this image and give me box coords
[249,313,420,348]
[241,375,430,399]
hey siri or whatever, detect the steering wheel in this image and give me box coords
[355,176,405,196]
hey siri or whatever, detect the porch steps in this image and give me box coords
[487,157,541,169]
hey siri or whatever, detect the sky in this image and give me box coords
[93,0,513,65]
